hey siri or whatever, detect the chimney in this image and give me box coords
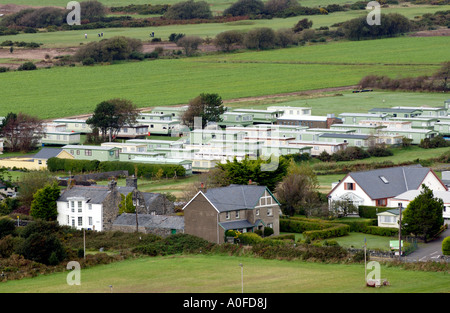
[108,179,117,191]
[126,176,138,189]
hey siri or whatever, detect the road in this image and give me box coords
[404,221,450,262]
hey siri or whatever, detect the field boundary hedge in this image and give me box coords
[47,157,186,178]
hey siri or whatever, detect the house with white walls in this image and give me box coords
[327,165,447,209]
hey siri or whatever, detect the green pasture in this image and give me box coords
[0,254,448,293]
[0,35,446,119]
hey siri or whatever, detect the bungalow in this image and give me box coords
[41,131,81,146]
[150,106,189,120]
[0,147,73,170]
[327,165,447,209]
[389,189,450,220]
[183,184,280,244]
[116,125,149,139]
[136,119,180,136]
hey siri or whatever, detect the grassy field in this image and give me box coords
[0,254,448,293]
[1,5,448,47]
[0,35,446,119]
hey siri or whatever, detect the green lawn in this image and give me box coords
[0,254,448,293]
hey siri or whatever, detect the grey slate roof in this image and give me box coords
[219,218,265,230]
[349,165,431,200]
[203,184,272,212]
[113,213,184,230]
[57,185,111,204]
[369,107,421,113]
[34,148,63,159]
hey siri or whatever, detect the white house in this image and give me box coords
[328,165,447,209]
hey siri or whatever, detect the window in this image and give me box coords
[78,201,82,212]
[235,211,240,219]
[344,183,355,190]
[256,209,260,216]
[88,204,92,210]
[78,217,83,227]
[267,208,273,216]
[71,201,75,212]
[72,219,75,227]
[226,212,230,220]
[88,217,93,226]
[85,149,92,156]
[382,215,395,223]
[376,199,387,206]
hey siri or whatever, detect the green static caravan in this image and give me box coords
[153,147,199,160]
[207,139,265,158]
[118,151,166,163]
[136,119,181,136]
[62,145,120,161]
[231,108,284,124]
[116,125,149,139]
[41,131,81,146]
[268,125,309,140]
[306,128,356,134]
[318,133,371,148]
[53,119,92,134]
[123,156,193,176]
[338,113,389,125]
[189,129,245,146]
[387,117,438,130]
[330,123,385,135]
[100,142,147,153]
[218,112,254,127]
[434,121,450,136]
[378,128,438,145]
[263,144,312,157]
[287,140,348,156]
[390,106,448,118]
[126,139,184,152]
[368,107,422,118]
[150,106,189,120]
[138,113,173,121]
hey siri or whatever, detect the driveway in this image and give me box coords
[404,221,450,262]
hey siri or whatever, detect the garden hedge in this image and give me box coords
[443,236,450,256]
[47,157,186,177]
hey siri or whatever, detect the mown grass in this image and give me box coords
[0,254,448,293]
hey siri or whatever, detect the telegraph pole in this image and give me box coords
[398,203,402,260]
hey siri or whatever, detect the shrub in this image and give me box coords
[214,30,244,52]
[0,218,16,239]
[223,0,265,16]
[163,0,212,20]
[17,62,36,71]
[363,226,398,237]
[238,232,263,245]
[243,27,276,50]
[263,227,274,237]
[442,236,450,255]
[16,233,66,265]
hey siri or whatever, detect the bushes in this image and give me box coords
[133,233,214,256]
[47,158,186,177]
[303,224,350,241]
[443,236,450,255]
[163,0,212,20]
[363,226,398,237]
[17,62,36,71]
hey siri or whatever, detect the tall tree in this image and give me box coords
[182,93,225,128]
[0,112,43,152]
[86,98,139,141]
[402,185,444,243]
[30,182,60,221]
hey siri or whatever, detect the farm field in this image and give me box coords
[1,5,449,48]
[0,254,448,293]
[0,36,446,119]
